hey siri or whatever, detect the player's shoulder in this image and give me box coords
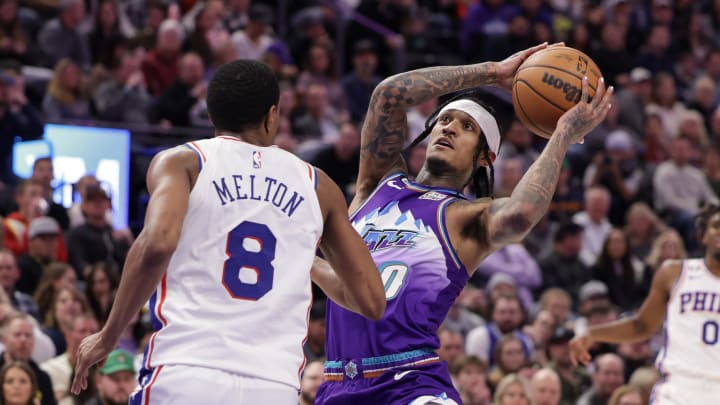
[654,259,686,291]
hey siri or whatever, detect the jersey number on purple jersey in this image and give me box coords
[222,221,277,300]
[379,262,409,300]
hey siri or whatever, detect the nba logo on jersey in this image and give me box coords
[252,151,262,169]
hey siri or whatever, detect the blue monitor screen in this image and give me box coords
[13,124,131,229]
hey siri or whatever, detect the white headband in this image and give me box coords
[437,99,500,155]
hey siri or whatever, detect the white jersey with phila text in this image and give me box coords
[656,258,720,380]
[141,136,323,390]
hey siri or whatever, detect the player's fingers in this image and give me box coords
[70,368,85,395]
[580,76,589,104]
[548,42,565,48]
[591,77,605,108]
[524,42,548,57]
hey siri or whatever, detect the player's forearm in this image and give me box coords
[489,134,569,245]
[311,257,362,313]
[371,62,498,112]
[100,231,173,342]
[586,317,655,344]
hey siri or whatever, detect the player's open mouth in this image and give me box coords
[434,138,453,149]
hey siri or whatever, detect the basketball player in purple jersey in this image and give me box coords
[570,205,720,405]
[312,43,614,404]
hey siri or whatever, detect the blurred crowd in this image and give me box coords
[0,0,717,404]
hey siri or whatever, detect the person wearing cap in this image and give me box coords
[314,42,613,404]
[546,327,591,405]
[84,349,136,405]
[473,243,541,312]
[66,186,130,279]
[341,39,381,123]
[615,67,653,136]
[16,217,60,295]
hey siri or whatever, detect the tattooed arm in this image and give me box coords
[353,43,551,206]
[482,77,614,250]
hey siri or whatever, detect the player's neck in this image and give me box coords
[705,254,720,276]
[415,168,464,191]
[215,130,273,147]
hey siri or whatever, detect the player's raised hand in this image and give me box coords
[555,76,613,145]
[71,332,115,394]
[568,334,593,366]
[492,42,564,91]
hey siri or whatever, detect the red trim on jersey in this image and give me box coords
[145,276,168,369]
[143,365,164,405]
[190,141,207,162]
[298,291,314,381]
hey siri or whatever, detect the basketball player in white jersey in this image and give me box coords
[69,60,386,403]
[570,204,720,404]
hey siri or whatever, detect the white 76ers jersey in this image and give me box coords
[656,259,720,380]
[142,136,323,390]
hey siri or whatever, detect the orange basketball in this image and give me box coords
[512,46,603,138]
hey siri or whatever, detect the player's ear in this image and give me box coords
[265,105,280,135]
[476,151,496,167]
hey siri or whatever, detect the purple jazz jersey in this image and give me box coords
[320,174,468,403]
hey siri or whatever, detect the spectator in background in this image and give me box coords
[646,72,687,139]
[628,367,660,405]
[607,385,645,405]
[0,313,55,405]
[155,52,206,127]
[437,328,464,366]
[460,0,517,61]
[590,22,633,87]
[644,228,686,271]
[84,262,117,326]
[93,49,151,124]
[493,373,532,405]
[40,314,97,405]
[88,0,126,66]
[299,359,323,405]
[641,113,669,165]
[341,39,381,124]
[616,339,653,382]
[37,0,90,70]
[688,76,716,131]
[443,286,486,338]
[577,353,625,405]
[0,72,44,185]
[309,121,360,201]
[84,349,135,405]
[0,0,29,64]
[584,130,643,226]
[42,59,92,121]
[494,158,524,198]
[0,361,40,405]
[653,135,718,252]
[67,176,111,229]
[703,145,720,197]
[473,243,541,312]
[636,24,674,74]
[531,368,562,405]
[295,41,347,117]
[185,2,223,68]
[496,120,538,174]
[230,3,273,61]
[292,83,342,146]
[66,186,129,277]
[489,335,529,389]
[616,67,653,137]
[548,160,584,224]
[466,294,533,367]
[591,229,650,311]
[129,0,167,50]
[522,310,555,365]
[41,286,87,355]
[538,222,589,305]
[0,250,39,320]
[573,186,613,267]
[141,19,184,97]
[221,0,248,33]
[16,217,60,296]
[303,300,325,363]
[33,263,76,326]
[30,158,69,231]
[546,327,590,405]
[450,356,491,405]
[624,202,666,261]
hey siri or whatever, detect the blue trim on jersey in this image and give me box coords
[349,172,405,219]
[405,177,466,198]
[148,290,161,331]
[437,198,463,270]
[184,143,203,171]
[360,348,436,366]
[325,360,343,368]
[312,166,318,190]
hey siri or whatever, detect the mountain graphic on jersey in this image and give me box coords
[353,200,429,252]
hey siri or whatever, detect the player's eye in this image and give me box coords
[464,122,474,131]
[439,115,449,123]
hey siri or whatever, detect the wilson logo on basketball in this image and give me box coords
[541,72,581,103]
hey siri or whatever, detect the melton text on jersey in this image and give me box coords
[212,174,305,217]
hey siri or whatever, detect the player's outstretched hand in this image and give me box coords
[493,42,564,91]
[555,76,613,145]
[568,334,592,366]
[71,332,115,394]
